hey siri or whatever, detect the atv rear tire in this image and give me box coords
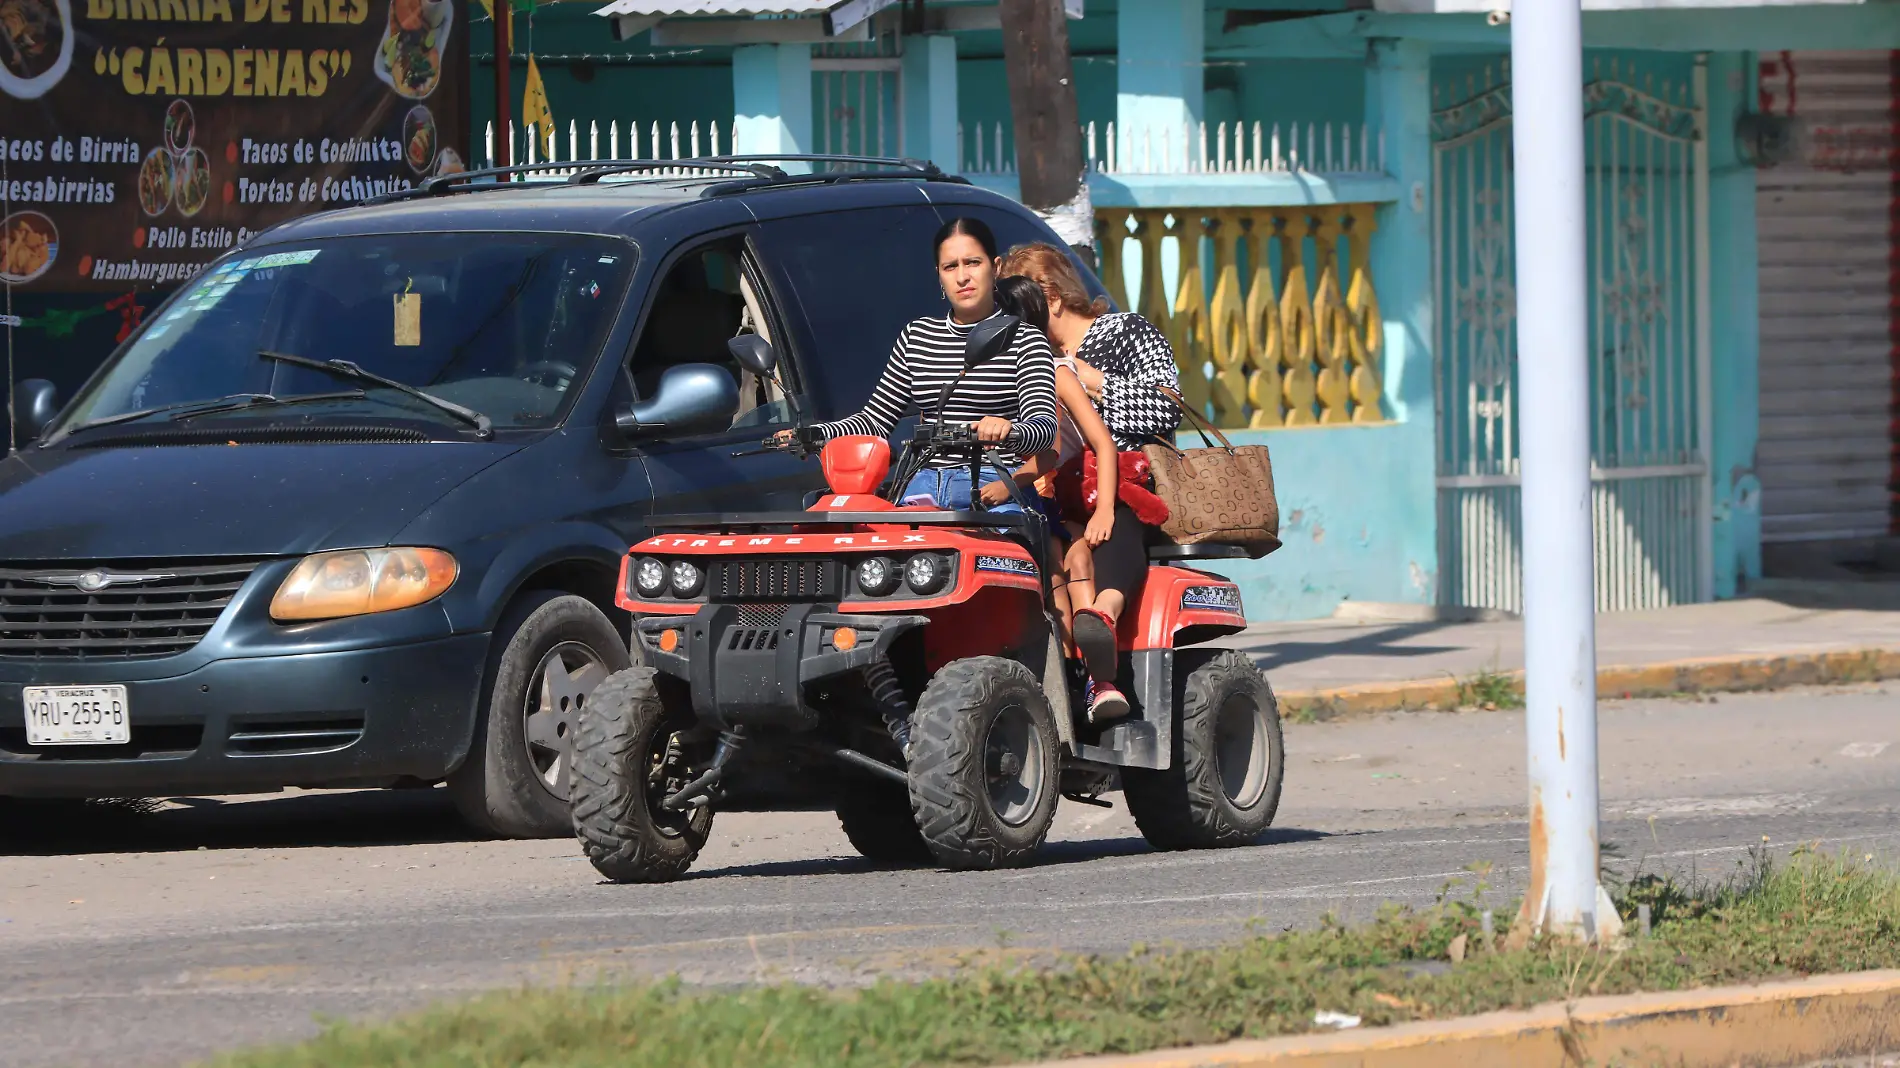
[570,667,712,883]
[1124,649,1283,850]
[907,657,1060,870]
[835,778,931,864]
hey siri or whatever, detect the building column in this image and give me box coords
[1705,51,1763,597]
[900,35,958,170]
[733,44,813,159]
[1116,0,1203,149]
[1362,38,1439,603]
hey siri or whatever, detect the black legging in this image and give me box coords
[1090,505,1148,605]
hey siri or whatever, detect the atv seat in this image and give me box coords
[1146,542,1251,562]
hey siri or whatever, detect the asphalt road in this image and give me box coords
[3,684,1898,1068]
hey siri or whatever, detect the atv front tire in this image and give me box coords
[907,657,1060,870]
[570,667,712,882]
[1124,649,1283,850]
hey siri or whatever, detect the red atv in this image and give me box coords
[570,319,1284,880]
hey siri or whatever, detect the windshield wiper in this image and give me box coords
[258,351,493,439]
[169,389,367,421]
[46,393,278,445]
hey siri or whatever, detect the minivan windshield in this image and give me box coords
[51,232,633,438]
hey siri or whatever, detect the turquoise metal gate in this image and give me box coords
[1432,57,1713,613]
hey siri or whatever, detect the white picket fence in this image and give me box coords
[479,117,1389,179]
[484,119,734,173]
[962,120,1387,176]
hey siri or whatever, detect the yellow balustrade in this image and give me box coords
[1094,206,1386,428]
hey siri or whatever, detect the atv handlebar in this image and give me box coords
[733,424,826,459]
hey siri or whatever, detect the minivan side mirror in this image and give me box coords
[726,334,778,379]
[614,363,739,440]
[963,314,1020,369]
[12,379,58,443]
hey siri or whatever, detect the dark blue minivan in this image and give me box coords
[0,159,1102,836]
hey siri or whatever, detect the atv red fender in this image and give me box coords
[620,528,1041,615]
[1123,565,1250,651]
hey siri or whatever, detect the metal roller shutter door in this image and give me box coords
[1754,50,1897,548]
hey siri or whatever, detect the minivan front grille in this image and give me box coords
[710,558,841,602]
[0,558,264,659]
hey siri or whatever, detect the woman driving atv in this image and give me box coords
[776,217,1057,510]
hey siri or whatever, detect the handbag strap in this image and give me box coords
[1153,386,1237,454]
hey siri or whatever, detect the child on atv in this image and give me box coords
[997,243,1183,728]
[985,275,1140,723]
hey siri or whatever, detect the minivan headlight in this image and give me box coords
[270,548,458,621]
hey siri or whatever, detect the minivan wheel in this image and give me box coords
[450,591,628,838]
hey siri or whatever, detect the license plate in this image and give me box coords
[23,686,130,745]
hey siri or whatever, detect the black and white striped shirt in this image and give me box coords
[817,313,1058,469]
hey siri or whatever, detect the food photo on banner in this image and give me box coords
[0,0,469,420]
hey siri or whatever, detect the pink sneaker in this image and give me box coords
[1087,681,1130,724]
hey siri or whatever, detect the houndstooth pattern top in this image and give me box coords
[1073,312,1181,449]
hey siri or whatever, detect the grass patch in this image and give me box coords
[208,848,1900,1068]
[1455,669,1524,711]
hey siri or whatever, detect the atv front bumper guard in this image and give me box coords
[635,606,928,731]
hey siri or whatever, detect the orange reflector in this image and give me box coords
[831,627,858,652]
[658,629,680,653]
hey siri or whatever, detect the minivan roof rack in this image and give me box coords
[363,159,784,205]
[360,155,963,207]
[703,154,941,174]
[688,154,971,197]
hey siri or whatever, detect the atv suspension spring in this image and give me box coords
[863,658,912,753]
[661,727,746,810]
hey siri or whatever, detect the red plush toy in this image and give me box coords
[1054,451,1170,528]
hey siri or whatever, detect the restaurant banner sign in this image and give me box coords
[0,0,470,294]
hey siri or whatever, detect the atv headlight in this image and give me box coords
[632,557,667,598]
[271,547,458,622]
[904,553,947,595]
[669,559,705,597]
[856,556,898,596]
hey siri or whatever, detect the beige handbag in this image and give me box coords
[1140,389,1282,557]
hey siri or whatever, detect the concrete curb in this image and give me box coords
[1277,647,1900,720]
[1013,969,1900,1067]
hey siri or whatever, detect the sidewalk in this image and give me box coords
[1213,579,1900,713]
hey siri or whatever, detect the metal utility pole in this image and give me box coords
[998,0,1091,254]
[494,0,513,167]
[1510,0,1619,942]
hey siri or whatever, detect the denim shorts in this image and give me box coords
[900,467,1024,515]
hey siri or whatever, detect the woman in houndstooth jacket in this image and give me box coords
[999,243,1183,721]
[998,244,1181,449]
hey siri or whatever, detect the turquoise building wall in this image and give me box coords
[1705,51,1764,596]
